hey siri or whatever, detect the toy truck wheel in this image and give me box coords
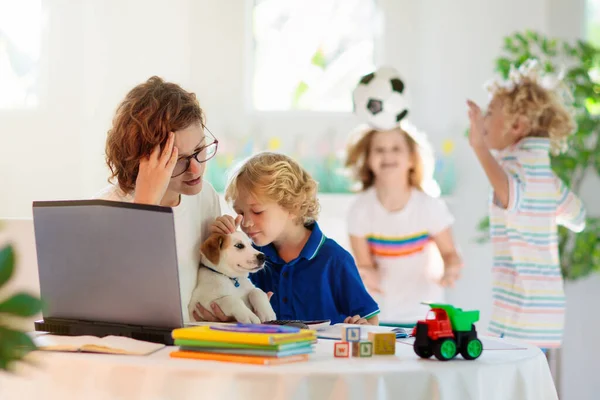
[460,338,483,360]
[433,338,457,361]
[414,344,433,359]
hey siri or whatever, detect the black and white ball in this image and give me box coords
[352,67,410,131]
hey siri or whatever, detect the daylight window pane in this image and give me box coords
[587,0,600,47]
[252,0,379,112]
[0,0,42,109]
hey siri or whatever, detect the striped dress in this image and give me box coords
[488,137,586,348]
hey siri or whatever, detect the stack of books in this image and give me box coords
[169,323,317,365]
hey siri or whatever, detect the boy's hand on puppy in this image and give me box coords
[192,292,274,322]
[466,100,486,150]
[193,302,233,322]
[344,315,369,325]
[134,132,178,205]
[210,215,242,235]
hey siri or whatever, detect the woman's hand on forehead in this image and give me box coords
[133,132,178,205]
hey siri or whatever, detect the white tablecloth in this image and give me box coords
[0,337,557,400]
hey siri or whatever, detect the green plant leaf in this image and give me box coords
[515,33,529,48]
[310,49,326,69]
[0,246,15,288]
[543,61,555,73]
[526,30,539,42]
[0,325,37,371]
[496,58,512,77]
[503,37,517,53]
[292,81,309,108]
[0,327,37,352]
[594,151,600,178]
[0,293,43,317]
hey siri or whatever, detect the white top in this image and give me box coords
[347,188,454,322]
[95,182,221,322]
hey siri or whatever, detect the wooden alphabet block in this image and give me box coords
[334,342,350,358]
[343,326,361,342]
[359,341,373,357]
[368,332,396,355]
[351,341,373,357]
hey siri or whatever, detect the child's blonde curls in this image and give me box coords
[225,152,320,225]
[486,59,577,154]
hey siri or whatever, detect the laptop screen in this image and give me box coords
[32,200,183,329]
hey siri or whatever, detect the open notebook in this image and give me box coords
[33,334,166,355]
[316,324,409,340]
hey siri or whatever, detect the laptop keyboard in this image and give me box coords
[263,320,309,329]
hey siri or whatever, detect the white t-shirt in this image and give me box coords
[95,182,221,322]
[347,188,454,322]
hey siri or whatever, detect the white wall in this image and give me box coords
[0,1,597,398]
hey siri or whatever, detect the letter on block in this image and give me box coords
[368,332,396,355]
[343,326,361,342]
[359,341,373,357]
[334,342,350,358]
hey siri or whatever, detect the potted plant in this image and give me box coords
[0,244,43,371]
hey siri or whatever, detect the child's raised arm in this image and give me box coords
[467,100,512,209]
[556,180,586,233]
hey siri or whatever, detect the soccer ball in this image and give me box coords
[352,67,410,131]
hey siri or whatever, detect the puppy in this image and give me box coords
[188,231,277,324]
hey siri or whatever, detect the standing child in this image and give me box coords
[209,152,380,325]
[467,60,586,349]
[345,122,463,323]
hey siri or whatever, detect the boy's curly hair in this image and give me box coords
[105,76,205,193]
[225,152,320,225]
[345,127,424,191]
[493,78,576,154]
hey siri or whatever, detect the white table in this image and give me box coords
[0,337,557,400]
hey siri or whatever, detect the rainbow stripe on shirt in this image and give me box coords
[367,231,430,257]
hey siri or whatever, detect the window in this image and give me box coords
[0,0,42,109]
[251,0,380,112]
[587,0,600,47]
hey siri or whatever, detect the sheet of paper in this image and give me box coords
[316,324,408,340]
[396,336,527,350]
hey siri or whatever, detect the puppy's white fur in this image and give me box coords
[188,231,276,324]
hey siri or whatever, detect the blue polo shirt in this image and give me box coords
[249,222,379,324]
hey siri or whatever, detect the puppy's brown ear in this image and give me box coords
[200,233,230,265]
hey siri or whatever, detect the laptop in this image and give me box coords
[32,199,184,345]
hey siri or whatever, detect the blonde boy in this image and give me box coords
[210,152,380,325]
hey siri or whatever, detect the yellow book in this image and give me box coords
[172,325,316,345]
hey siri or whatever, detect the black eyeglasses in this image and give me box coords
[171,126,219,177]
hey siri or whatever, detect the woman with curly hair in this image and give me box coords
[97,76,221,322]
